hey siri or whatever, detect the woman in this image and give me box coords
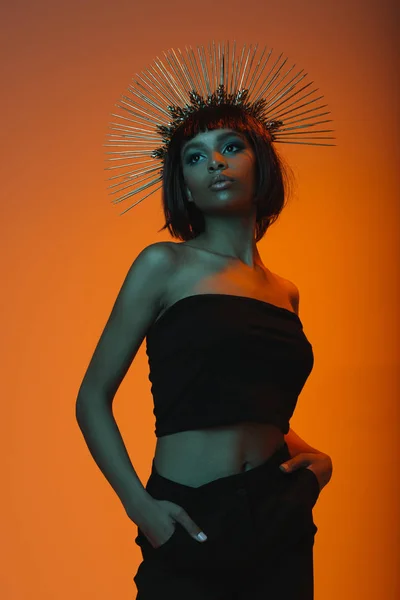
[76,42,334,599]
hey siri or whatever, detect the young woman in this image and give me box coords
[77,42,334,599]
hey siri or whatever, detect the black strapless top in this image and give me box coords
[145,294,314,437]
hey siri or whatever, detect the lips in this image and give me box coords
[210,180,234,190]
[209,175,235,188]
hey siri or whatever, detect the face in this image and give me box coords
[180,128,257,216]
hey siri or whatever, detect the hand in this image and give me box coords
[279,452,333,492]
[137,499,208,549]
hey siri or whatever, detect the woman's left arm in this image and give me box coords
[281,427,333,491]
[284,427,320,456]
[278,282,333,489]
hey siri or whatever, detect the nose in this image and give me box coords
[208,152,227,170]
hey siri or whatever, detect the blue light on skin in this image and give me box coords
[180,127,264,270]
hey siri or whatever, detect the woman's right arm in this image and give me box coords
[75,242,176,525]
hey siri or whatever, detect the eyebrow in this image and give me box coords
[182,131,245,155]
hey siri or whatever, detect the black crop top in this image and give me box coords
[145,293,314,437]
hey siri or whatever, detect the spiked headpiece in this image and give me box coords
[104,40,335,215]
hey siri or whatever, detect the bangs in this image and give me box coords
[172,105,270,150]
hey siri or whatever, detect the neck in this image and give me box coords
[186,234,264,270]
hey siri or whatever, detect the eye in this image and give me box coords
[186,142,242,165]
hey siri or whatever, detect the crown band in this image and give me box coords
[104,40,335,215]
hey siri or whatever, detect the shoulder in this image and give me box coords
[124,242,178,295]
[139,241,178,265]
[132,242,179,311]
[275,273,300,316]
[160,241,192,266]
[133,242,178,288]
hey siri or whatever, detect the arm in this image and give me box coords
[284,427,320,457]
[76,401,153,521]
[283,279,322,457]
[76,243,176,525]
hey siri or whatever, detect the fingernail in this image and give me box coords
[280,464,288,472]
[197,532,207,541]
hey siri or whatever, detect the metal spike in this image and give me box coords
[186,45,203,96]
[173,47,197,98]
[117,96,167,124]
[108,167,161,188]
[247,46,274,100]
[118,183,163,215]
[135,71,174,110]
[252,52,286,104]
[235,43,247,96]
[125,84,168,119]
[109,109,161,130]
[104,151,156,158]
[260,56,292,101]
[274,140,336,147]
[146,62,181,106]
[113,180,163,207]
[238,44,252,91]
[211,40,217,91]
[187,45,205,98]
[153,54,186,106]
[266,81,317,116]
[133,77,169,115]
[229,40,235,94]
[104,158,155,172]
[106,170,158,188]
[198,44,211,98]
[267,89,321,126]
[105,40,335,211]
[261,65,304,106]
[233,40,244,96]
[276,129,335,136]
[241,43,259,91]
[281,104,330,124]
[163,49,191,104]
[269,91,325,122]
[219,41,224,88]
[107,130,161,141]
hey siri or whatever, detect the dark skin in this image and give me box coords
[180,127,264,270]
[153,126,333,492]
[181,128,332,489]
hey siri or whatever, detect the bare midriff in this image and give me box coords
[154,422,285,487]
[152,241,294,488]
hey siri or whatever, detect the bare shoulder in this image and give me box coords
[160,241,188,265]
[140,240,177,262]
[272,272,300,315]
[162,240,186,255]
[76,241,178,402]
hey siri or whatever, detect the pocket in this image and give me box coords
[153,524,180,552]
[135,523,180,553]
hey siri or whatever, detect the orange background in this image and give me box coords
[2,0,399,598]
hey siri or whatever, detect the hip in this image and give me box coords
[136,441,320,567]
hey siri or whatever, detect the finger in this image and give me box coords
[280,460,305,472]
[177,510,208,542]
[279,462,291,472]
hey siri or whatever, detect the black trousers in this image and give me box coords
[133,442,320,599]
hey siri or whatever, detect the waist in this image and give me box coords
[154,422,285,487]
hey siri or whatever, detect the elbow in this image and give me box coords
[75,390,112,421]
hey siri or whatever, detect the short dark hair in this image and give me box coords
[158,104,294,242]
